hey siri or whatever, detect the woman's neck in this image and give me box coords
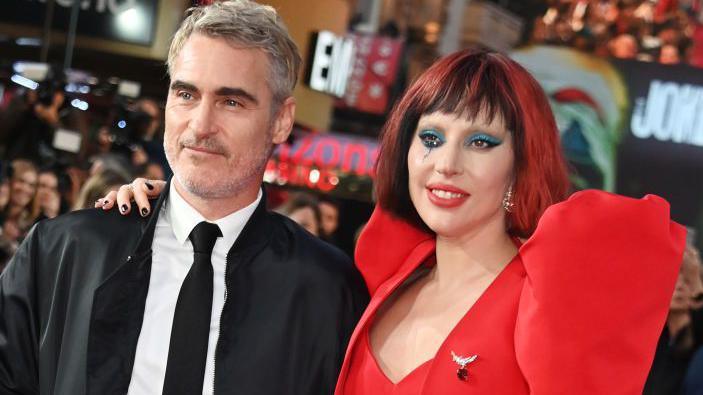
[433,219,517,290]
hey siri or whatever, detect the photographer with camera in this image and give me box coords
[1,80,65,165]
[95,97,169,180]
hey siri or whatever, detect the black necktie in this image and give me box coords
[163,221,222,395]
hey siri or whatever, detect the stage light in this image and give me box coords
[70,98,89,111]
[309,169,321,184]
[116,6,147,42]
[16,37,42,47]
[11,74,39,90]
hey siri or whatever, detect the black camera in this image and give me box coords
[35,79,65,107]
[109,103,154,153]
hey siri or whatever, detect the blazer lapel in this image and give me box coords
[419,257,526,394]
[335,239,436,394]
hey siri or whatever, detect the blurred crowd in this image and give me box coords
[273,191,346,245]
[531,0,703,66]
[0,82,355,270]
[0,81,170,269]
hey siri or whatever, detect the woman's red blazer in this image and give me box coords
[335,190,687,394]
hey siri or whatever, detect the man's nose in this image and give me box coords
[189,102,217,136]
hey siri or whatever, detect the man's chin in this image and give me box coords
[173,173,237,200]
[182,180,223,198]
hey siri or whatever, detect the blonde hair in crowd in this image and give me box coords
[5,159,38,229]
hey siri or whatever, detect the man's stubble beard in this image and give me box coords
[165,137,274,200]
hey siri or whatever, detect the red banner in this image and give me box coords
[335,33,404,115]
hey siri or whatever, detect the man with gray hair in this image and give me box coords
[0,1,368,394]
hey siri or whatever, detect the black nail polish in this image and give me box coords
[145,182,154,191]
[141,207,149,217]
[120,204,128,213]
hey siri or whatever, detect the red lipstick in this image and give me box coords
[426,184,470,208]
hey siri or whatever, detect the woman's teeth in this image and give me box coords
[431,189,465,199]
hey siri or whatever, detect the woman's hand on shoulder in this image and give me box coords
[95,178,166,217]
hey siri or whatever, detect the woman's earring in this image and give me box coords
[502,185,515,212]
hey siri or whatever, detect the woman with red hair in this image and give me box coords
[333,49,685,394]
[105,50,685,394]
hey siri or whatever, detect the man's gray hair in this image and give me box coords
[167,0,302,107]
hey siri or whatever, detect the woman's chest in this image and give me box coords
[369,274,499,381]
[348,260,532,394]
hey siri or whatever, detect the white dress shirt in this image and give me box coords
[128,183,261,395]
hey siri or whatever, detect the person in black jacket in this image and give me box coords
[0,1,368,394]
[644,244,703,394]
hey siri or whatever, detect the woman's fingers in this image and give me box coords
[96,190,118,210]
[116,184,135,215]
[130,178,155,217]
[136,178,166,198]
[96,179,167,216]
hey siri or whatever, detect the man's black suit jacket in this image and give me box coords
[0,184,369,394]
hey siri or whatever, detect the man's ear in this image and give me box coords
[271,96,296,145]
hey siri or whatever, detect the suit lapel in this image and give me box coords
[86,182,171,394]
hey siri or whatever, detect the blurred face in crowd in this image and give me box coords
[36,172,59,208]
[289,206,320,236]
[143,163,165,181]
[0,181,9,209]
[138,99,161,138]
[10,169,38,209]
[164,33,293,200]
[407,110,514,239]
[671,245,703,311]
[659,44,681,64]
[319,201,339,237]
[610,34,638,59]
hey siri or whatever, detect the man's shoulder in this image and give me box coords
[8,206,149,292]
[266,212,367,297]
[37,205,147,242]
[269,211,346,251]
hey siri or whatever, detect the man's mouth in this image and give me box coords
[183,145,223,156]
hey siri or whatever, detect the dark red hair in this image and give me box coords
[375,49,570,238]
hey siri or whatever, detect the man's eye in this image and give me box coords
[177,92,192,100]
[225,99,241,107]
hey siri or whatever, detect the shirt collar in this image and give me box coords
[166,181,262,249]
